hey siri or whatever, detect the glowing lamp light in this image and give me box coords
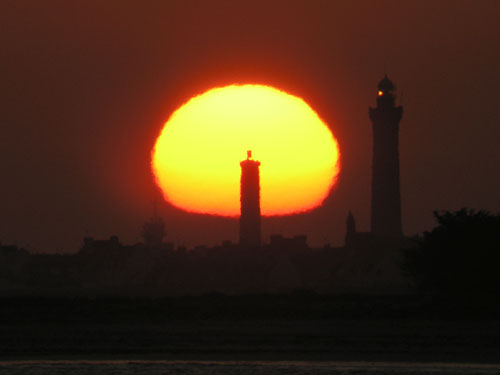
[152,84,341,217]
[378,90,384,96]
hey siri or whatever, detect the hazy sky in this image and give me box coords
[1,0,499,252]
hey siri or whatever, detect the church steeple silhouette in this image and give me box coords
[239,150,261,247]
[369,76,403,235]
[345,210,356,247]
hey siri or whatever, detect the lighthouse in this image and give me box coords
[239,150,261,247]
[369,76,403,236]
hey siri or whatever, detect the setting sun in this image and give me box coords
[152,84,340,216]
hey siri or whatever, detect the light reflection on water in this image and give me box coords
[0,361,499,375]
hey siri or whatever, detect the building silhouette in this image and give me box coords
[239,150,261,247]
[344,212,376,249]
[369,75,403,235]
[142,202,166,248]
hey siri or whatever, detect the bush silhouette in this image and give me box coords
[405,209,500,296]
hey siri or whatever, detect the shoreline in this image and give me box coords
[2,319,500,364]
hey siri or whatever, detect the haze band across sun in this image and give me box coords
[152,84,340,216]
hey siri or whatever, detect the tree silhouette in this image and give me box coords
[405,209,500,296]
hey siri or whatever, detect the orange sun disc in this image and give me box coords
[152,84,340,216]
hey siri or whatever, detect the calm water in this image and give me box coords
[1,361,499,375]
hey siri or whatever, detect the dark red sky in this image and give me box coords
[1,0,499,252]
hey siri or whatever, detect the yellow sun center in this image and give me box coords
[152,84,340,216]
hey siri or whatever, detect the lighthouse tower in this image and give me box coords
[369,76,403,236]
[239,150,261,247]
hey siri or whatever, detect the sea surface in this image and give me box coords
[1,360,500,375]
